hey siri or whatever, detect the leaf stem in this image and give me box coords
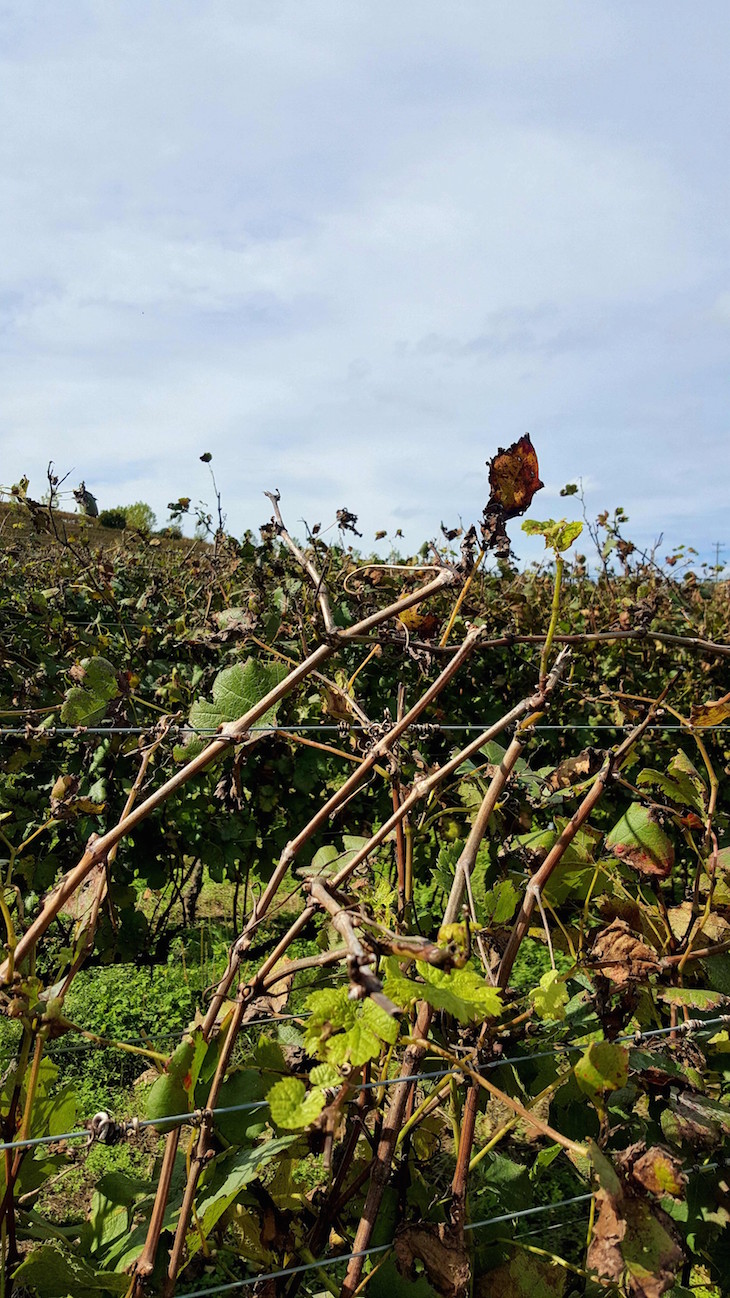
[539,554,564,688]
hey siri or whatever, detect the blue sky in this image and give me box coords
[2,1,729,567]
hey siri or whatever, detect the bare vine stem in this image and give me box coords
[307,880,398,1015]
[354,627,730,660]
[337,655,570,1296]
[497,679,676,988]
[0,565,458,985]
[126,509,474,1292]
[264,490,336,635]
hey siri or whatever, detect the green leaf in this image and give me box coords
[303,986,355,1046]
[60,657,119,726]
[587,1139,623,1196]
[309,1063,341,1087]
[477,1249,567,1297]
[658,987,728,1010]
[211,658,287,724]
[303,835,372,879]
[520,518,583,552]
[184,1135,297,1263]
[636,749,707,815]
[529,1143,562,1180]
[361,996,400,1045]
[604,804,674,879]
[326,1018,384,1067]
[383,958,503,1025]
[214,1069,268,1145]
[529,970,569,1021]
[575,1042,628,1109]
[304,989,399,1067]
[267,1078,326,1129]
[12,1243,129,1296]
[177,657,289,757]
[481,879,520,926]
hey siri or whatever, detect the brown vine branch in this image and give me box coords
[308,880,398,1015]
[1,566,458,985]
[354,627,730,661]
[442,734,527,929]
[497,679,676,989]
[332,650,570,894]
[339,1002,433,1298]
[201,626,483,1035]
[264,489,336,635]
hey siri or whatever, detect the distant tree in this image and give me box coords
[99,508,127,530]
[120,502,157,533]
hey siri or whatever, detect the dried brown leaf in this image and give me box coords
[589,1188,683,1298]
[591,919,660,986]
[488,434,544,519]
[630,1147,685,1200]
[481,434,544,557]
[394,1222,470,1298]
[544,747,604,791]
[690,690,730,728]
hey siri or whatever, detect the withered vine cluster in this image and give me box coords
[0,439,730,1298]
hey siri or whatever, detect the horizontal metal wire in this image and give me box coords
[179,1196,598,1296]
[180,1160,728,1296]
[1,1014,727,1156]
[0,721,725,737]
[0,1012,308,1062]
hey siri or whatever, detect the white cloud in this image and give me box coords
[1,1,729,563]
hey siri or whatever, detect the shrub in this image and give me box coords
[122,501,157,533]
[98,508,126,530]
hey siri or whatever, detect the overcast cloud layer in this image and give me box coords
[2,1,729,566]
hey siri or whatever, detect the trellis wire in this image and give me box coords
[179,1158,730,1297]
[0,722,726,737]
[178,1195,598,1298]
[0,1012,308,1062]
[2,1013,728,1157]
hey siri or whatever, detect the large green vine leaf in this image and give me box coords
[213,1069,268,1145]
[303,988,399,1067]
[60,657,119,726]
[383,958,503,1024]
[529,969,568,1021]
[636,749,707,816]
[575,1042,628,1112]
[267,1078,326,1129]
[184,1134,298,1262]
[12,1243,129,1296]
[176,657,289,758]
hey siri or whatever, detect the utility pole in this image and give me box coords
[712,541,726,577]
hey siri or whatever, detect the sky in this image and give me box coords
[1,1,729,568]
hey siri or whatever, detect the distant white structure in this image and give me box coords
[73,481,99,517]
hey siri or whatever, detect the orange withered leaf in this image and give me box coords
[488,433,544,520]
[482,434,544,558]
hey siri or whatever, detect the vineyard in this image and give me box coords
[1,439,730,1298]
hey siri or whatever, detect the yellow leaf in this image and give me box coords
[690,690,730,728]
